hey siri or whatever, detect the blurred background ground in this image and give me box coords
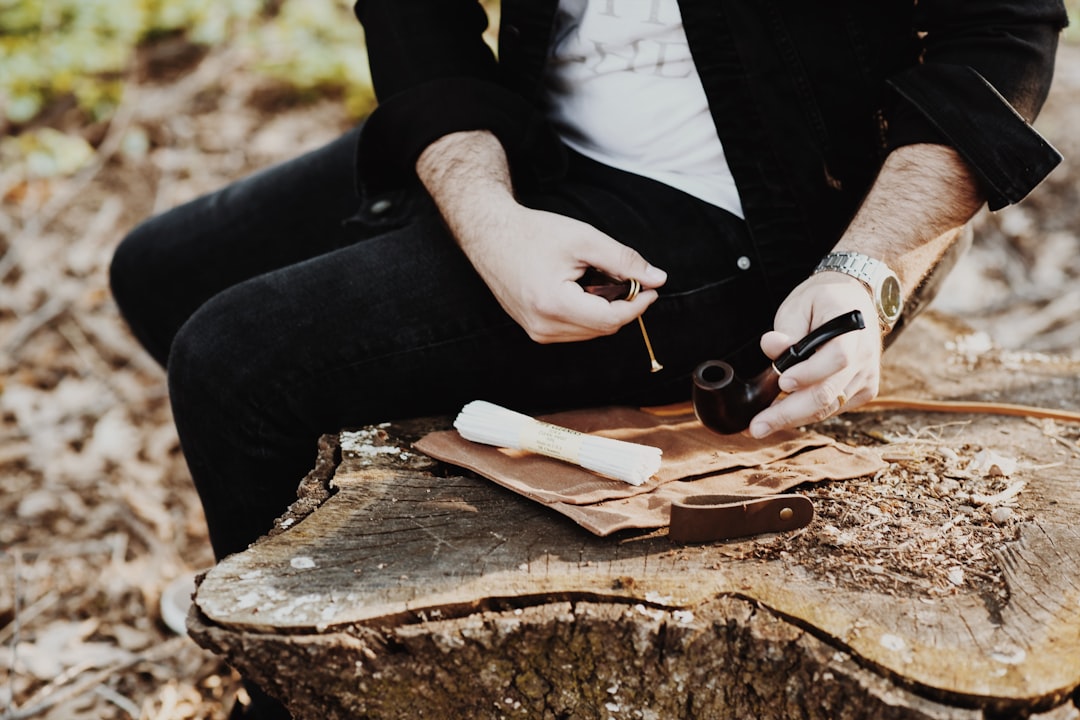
[1,3,1078,719]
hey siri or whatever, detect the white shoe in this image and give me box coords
[160,572,199,636]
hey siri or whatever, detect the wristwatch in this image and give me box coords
[813,251,903,331]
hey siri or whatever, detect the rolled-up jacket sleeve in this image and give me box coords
[886,0,1069,210]
[353,0,562,193]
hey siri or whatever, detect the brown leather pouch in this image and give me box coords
[414,406,882,539]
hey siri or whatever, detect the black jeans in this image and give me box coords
[110,125,772,563]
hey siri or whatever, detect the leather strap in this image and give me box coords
[859,396,1080,423]
[668,493,814,543]
[643,397,1080,424]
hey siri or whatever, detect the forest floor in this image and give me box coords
[1,37,1079,720]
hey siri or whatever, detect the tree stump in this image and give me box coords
[189,313,1080,719]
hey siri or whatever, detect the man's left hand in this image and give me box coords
[747,272,883,438]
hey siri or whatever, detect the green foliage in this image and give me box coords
[0,0,378,178]
[247,0,374,118]
[1067,0,1080,43]
[0,0,265,125]
[0,126,96,177]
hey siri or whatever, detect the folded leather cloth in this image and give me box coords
[413,405,885,538]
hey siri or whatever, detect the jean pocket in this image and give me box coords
[647,270,776,372]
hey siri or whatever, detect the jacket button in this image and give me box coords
[736,256,751,270]
[369,199,393,215]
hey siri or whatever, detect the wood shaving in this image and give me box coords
[744,415,1043,602]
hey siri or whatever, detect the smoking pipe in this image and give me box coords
[692,310,865,434]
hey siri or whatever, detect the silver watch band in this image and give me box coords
[815,251,880,285]
[813,251,903,330]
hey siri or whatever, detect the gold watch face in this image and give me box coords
[879,275,902,323]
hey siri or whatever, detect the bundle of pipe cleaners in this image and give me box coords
[453,400,662,486]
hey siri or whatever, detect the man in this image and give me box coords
[111,1,1066,716]
[353,0,1065,438]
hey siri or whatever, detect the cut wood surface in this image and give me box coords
[191,313,1080,719]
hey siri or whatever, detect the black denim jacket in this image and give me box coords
[353,0,1067,292]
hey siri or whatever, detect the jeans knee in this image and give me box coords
[168,304,240,410]
[111,220,178,365]
[110,223,146,321]
[167,319,249,467]
[165,286,278,433]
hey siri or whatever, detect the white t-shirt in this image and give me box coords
[542,0,744,218]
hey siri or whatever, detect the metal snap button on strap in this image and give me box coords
[668,494,814,543]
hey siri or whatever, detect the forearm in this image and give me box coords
[832,143,985,297]
[416,130,516,252]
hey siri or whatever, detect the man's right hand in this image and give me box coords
[416,130,666,343]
